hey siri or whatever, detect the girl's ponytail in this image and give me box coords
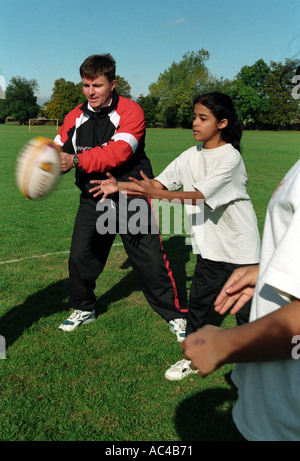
[222,116,243,152]
[194,92,243,152]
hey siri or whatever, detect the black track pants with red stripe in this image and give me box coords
[68,194,187,322]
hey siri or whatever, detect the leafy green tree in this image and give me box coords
[260,59,299,127]
[136,94,159,127]
[226,59,271,124]
[45,79,84,122]
[116,75,131,99]
[149,50,211,127]
[226,58,299,128]
[5,76,39,123]
[0,99,9,123]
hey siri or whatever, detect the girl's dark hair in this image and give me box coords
[194,92,243,152]
[80,54,116,82]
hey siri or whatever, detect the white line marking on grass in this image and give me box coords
[0,251,70,265]
[0,243,124,265]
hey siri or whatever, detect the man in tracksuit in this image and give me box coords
[56,54,187,339]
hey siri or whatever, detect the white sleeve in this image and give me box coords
[155,155,184,191]
[262,205,300,300]
[194,154,249,210]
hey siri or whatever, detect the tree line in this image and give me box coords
[0,49,299,129]
[137,50,299,130]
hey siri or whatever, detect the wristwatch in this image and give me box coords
[73,153,80,166]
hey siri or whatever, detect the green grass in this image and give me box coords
[0,125,299,441]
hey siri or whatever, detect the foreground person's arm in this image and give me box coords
[182,298,300,377]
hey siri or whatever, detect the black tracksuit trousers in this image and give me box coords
[68,194,187,322]
[186,255,254,335]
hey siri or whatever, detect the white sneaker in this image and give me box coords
[59,309,96,331]
[165,359,198,381]
[169,318,187,342]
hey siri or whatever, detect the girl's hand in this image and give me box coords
[124,171,161,199]
[90,173,118,201]
[214,265,259,315]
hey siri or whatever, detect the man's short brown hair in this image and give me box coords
[79,54,116,82]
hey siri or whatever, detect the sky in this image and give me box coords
[0,0,299,102]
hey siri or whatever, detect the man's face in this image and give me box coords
[82,74,116,111]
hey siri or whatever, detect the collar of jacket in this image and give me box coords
[80,90,119,118]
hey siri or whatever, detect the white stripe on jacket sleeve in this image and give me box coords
[111,132,139,153]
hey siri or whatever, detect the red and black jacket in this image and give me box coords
[55,90,153,198]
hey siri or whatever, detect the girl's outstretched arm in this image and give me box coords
[89,171,164,201]
[90,170,204,204]
[127,171,204,204]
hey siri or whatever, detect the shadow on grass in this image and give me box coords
[0,271,144,350]
[175,373,245,441]
[0,278,70,348]
[1,236,191,349]
[96,235,191,315]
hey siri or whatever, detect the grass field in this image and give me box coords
[0,125,299,442]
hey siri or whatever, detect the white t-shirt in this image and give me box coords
[232,159,300,441]
[155,143,260,264]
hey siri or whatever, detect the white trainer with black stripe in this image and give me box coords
[165,359,198,381]
[169,318,187,342]
[59,309,96,331]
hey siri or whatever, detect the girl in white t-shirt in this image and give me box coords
[90,92,260,381]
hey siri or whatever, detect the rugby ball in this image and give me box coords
[16,137,61,200]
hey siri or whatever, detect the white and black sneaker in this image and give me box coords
[59,309,96,332]
[169,318,187,342]
[165,359,198,381]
